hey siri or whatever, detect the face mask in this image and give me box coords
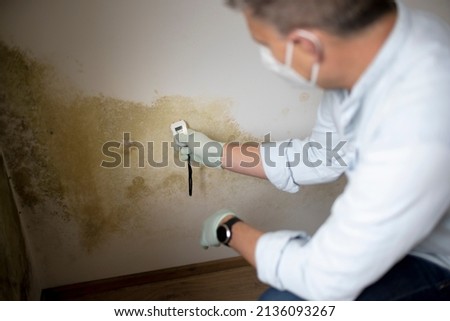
[259,30,321,88]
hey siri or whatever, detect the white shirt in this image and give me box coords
[257,1,450,301]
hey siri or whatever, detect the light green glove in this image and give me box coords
[175,129,225,168]
[201,209,236,249]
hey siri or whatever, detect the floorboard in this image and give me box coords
[42,258,268,301]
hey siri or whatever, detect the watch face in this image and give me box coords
[216,225,229,243]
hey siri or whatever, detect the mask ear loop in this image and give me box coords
[285,41,295,67]
[310,62,320,85]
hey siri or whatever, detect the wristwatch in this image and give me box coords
[216,217,242,246]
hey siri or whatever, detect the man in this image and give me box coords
[176,0,450,300]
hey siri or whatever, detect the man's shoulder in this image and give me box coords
[385,6,450,106]
[402,5,450,64]
[408,4,450,36]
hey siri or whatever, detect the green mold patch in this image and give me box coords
[0,42,258,251]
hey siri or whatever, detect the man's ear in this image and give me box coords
[288,30,324,62]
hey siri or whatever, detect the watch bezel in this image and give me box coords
[217,224,232,244]
[216,217,242,246]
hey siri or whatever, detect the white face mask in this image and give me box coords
[259,30,321,88]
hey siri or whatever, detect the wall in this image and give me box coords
[0,154,31,300]
[406,0,450,23]
[0,0,448,290]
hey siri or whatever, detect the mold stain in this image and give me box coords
[126,176,152,200]
[0,41,261,251]
[0,156,31,300]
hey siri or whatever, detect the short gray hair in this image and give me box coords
[226,0,397,36]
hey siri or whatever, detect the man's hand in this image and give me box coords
[200,209,236,249]
[174,129,225,168]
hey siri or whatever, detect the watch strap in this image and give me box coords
[221,216,242,246]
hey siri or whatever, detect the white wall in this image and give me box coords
[0,0,319,140]
[0,0,448,288]
[405,0,450,24]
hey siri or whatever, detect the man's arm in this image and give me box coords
[221,215,264,268]
[221,143,267,180]
[176,92,346,189]
[224,93,346,192]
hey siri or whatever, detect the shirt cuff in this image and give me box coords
[256,230,310,290]
[260,140,300,193]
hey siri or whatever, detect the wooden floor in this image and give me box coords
[42,258,268,301]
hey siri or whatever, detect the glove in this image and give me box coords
[174,129,225,168]
[201,209,236,249]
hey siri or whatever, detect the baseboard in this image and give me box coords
[41,257,248,300]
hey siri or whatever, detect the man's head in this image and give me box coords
[227,0,396,37]
[227,0,397,89]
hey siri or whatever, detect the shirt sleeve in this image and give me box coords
[256,142,450,300]
[261,91,347,193]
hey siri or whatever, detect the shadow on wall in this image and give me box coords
[0,154,31,300]
[0,42,257,252]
